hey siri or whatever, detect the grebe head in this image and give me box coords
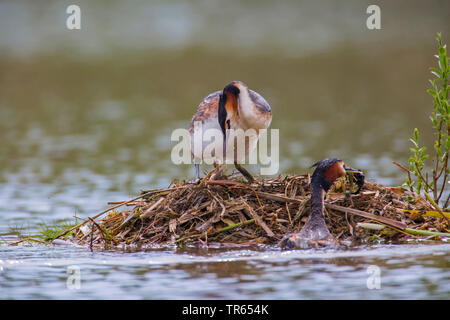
[311,158,346,192]
[218,81,241,136]
[311,158,364,193]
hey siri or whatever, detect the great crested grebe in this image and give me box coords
[281,158,363,249]
[188,81,272,182]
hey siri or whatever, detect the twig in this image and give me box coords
[89,221,94,252]
[414,163,434,192]
[325,203,407,230]
[139,197,165,219]
[293,198,309,222]
[284,179,294,225]
[89,217,106,245]
[214,219,255,234]
[52,186,185,241]
[402,209,450,219]
[243,204,275,238]
[436,153,448,203]
[175,219,256,244]
[424,193,450,222]
[206,179,267,215]
[254,191,302,204]
[444,193,450,209]
[235,188,409,231]
[392,161,413,192]
[8,237,47,246]
[404,227,450,237]
[356,222,450,237]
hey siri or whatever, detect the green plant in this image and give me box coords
[405,33,449,208]
[38,220,77,241]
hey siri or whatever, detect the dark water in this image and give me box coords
[0,0,449,299]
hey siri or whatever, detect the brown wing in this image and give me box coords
[189,91,221,133]
[249,89,271,113]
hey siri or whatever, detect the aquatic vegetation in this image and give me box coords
[404,33,449,209]
[38,221,77,242]
[6,219,77,246]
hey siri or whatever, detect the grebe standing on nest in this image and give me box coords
[189,81,272,183]
[281,158,364,249]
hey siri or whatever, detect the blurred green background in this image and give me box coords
[1,0,450,301]
[0,0,449,195]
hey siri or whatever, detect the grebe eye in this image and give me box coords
[226,120,231,128]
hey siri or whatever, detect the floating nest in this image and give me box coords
[57,169,450,250]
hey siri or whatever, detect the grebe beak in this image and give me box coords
[344,167,361,174]
[218,92,229,158]
[222,120,228,158]
[344,166,365,193]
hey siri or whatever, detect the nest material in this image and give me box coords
[68,172,449,249]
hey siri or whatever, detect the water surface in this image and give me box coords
[0,0,449,299]
[1,243,449,299]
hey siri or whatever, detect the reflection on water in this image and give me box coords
[0,244,449,299]
[0,0,449,299]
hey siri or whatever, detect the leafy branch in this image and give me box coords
[405,33,449,209]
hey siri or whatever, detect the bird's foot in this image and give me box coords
[210,168,227,181]
[186,178,201,184]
